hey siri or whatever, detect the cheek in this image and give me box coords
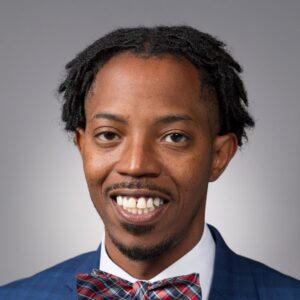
[82,154,102,184]
[82,153,108,211]
[81,161,107,210]
[173,152,212,182]
[82,146,113,182]
[81,146,119,208]
[170,153,213,201]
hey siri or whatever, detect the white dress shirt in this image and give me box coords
[100,223,215,299]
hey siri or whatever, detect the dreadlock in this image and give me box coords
[58,25,255,146]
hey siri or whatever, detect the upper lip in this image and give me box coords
[109,189,171,203]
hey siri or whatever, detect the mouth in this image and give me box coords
[109,189,170,224]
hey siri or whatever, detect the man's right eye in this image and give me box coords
[96,131,119,141]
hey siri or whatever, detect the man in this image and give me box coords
[0,25,299,299]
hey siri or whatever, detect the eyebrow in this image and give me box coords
[92,113,128,124]
[92,112,194,125]
[155,114,194,124]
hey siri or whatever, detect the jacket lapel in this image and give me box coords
[208,224,258,300]
[64,245,101,299]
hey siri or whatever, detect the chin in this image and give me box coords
[109,231,178,261]
[106,222,181,261]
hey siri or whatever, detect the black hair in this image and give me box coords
[58,25,255,146]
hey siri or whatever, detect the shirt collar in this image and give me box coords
[99,223,215,299]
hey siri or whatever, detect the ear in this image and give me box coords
[209,133,238,182]
[75,128,85,155]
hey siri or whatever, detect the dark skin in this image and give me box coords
[76,52,237,279]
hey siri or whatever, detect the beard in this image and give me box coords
[107,224,181,261]
[106,219,192,261]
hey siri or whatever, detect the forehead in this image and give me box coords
[86,52,215,128]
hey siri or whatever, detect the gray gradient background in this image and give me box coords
[0,0,299,285]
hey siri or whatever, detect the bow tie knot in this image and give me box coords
[77,269,202,299]
[131,281,149,299]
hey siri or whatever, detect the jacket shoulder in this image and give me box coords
[238,253,300,298]
[0,250,98,299]
[208,224,300,299]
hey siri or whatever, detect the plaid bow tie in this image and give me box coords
[76,269,202,300]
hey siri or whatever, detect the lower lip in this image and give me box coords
[111,200,169,225]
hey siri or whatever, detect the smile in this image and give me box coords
[116,196,164,214]
[109,189,170,224]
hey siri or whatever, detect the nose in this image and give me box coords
[115,137,161,178]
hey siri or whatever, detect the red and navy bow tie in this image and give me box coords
[76,269,202,299]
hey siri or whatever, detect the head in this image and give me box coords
[58,26,254,265]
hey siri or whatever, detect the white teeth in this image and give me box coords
[115,195,165,214]
[137,197,146,209]
[153,198,160,206]
[146,198,154,208]
[117,196,123,206]
[123,197,129,208]
[154,197,163,207]
[128,197,136,208]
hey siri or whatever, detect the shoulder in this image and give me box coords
[208,224,300,299]
[239,254,300,297]
[0,249,100,300]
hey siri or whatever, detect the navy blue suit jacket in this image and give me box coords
[1,224,300,299]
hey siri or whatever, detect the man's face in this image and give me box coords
[76,52,236,263]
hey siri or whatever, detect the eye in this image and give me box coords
[164,132,188,143]
[96,131,120,141]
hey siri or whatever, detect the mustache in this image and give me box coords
[105,180,172,198]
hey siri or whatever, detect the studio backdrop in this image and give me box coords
[0,0,299,285]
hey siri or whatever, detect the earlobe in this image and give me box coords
[209,133,237,182]
[75,128,85,155]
